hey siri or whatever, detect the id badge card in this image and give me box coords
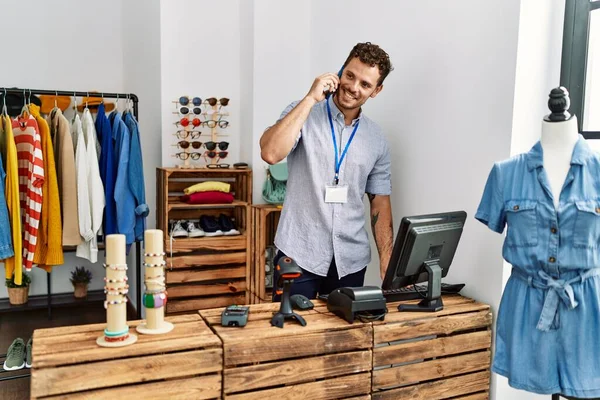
[325,185,348,203]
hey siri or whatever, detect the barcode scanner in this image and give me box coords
[270,257,307,328]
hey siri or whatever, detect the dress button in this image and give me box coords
[549,257,556,263]
[550,227,557,234]
[513,205,519,211]
[596,207,600,213]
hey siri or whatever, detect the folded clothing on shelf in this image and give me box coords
[181,191,234,204]
[183,181,231,195]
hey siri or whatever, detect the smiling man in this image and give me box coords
[260,42,394,300]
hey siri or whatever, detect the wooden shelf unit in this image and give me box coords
[157,167,252,314]
[250,204,281,304]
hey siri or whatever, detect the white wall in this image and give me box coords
[160,0,242,168]
[0,0,125,299]
[251,0,312,203]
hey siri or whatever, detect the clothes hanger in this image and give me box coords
[85,91,89,111]
[20,89,29,117]
[2,88,8,116]
[72,92,78,123]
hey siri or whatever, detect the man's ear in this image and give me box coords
[370,84,384,99]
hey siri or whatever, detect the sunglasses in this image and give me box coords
[179,96,202,106]
[204,97,230,107]
[177,117,202,127]
[203,141,229,151]
[204,150,228,159]
[176,140,202,150]
[202,120,229,128]
[175,152,202,160]
[207,163,230,169]
[179,106,202,115]
[175,130,201,140]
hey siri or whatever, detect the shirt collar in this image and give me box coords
[527,134,592,171]
[328,97,362,126]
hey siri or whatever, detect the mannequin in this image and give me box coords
[541,87,579,209]
[476,87,600,399]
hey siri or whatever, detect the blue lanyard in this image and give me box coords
[326,98,359,185]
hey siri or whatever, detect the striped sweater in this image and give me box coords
[12,114,44,271]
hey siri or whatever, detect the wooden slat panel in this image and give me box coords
[165,234,247,253]
[167,294,245,313]
[378,297,489,325]
[167,266,246,284]
[31,349,222,398]
[40,375,221,400]
[224,325,372,366]
[225,350,372,393]
[342,396,371,400]
[33,317,220,368]
[374,330,491,366]
[225,372,371,400]
[372,370,490,400]
[168,281,247,298]
[452,392,489,400]
[374,310,492,344]
[168,252,246,268]
[373,350,491,389]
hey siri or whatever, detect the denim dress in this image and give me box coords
[0,151,14,259]
[476,136,600,397]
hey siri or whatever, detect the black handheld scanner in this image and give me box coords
[275,257,302,295]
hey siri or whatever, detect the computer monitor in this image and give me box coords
[382,210,467,312]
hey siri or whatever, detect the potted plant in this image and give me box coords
[70,266,92,299]
[6,273,31,305]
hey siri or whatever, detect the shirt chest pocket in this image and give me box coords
[505,200,538,247]
[573,201,600,248]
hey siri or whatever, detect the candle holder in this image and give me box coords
[136,229,174,334]
[97,234,138,347]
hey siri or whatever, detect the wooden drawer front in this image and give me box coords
[371,295,492,399]
[31,314,222,399]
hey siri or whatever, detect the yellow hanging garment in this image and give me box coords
[30,104,63,270]
[1,114,22,284]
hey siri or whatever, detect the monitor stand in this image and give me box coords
[398,261,444,312]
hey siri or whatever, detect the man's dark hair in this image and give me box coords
[342,42,393,86]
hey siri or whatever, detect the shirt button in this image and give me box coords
[513,205,519,211]
[550,227,557,234]
[549,257,556,263]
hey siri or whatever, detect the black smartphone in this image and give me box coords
[325,66,344,99]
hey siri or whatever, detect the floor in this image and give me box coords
[0,303,107,400]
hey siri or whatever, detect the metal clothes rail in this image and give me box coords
[0,87,143,321]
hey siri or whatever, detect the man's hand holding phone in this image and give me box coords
[305,72,340,104]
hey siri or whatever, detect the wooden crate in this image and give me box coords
[31,314,222,400]
[249,204,281,304]
[371,295,492,400]
[157,167,252,312]
[199,301,373,400]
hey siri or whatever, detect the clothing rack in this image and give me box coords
[1,88,142,320]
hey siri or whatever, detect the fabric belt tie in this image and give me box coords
[513,268,600,332]
[135,203,149,217]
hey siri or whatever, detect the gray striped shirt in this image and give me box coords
[273,98,392,277]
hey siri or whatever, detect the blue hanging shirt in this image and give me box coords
[124,112,147,242]
[476,135,600,397]
[111,112,135,248]
[96,103,118,236]
[0,151,14,259]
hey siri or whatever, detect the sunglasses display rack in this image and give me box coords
[173,96,230,169]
